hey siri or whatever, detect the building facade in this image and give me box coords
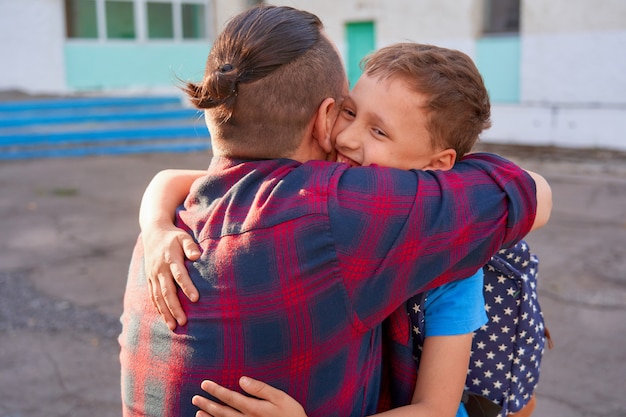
[0,0,255,94]
[1,0,624,150]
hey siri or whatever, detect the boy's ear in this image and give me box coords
[425,148,456,171]
[312,97,337,154]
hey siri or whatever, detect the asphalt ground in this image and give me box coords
[1,145,625,417]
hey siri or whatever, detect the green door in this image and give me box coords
[346,21,375,88]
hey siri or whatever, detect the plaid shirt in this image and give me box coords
[120,153,537,417]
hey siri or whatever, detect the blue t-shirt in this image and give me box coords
[423,270,487,417]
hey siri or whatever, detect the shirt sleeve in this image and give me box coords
[423,270,488,337]
[328,152,537,329]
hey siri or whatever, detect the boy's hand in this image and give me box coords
[192,377,308,417]
[141,223,201,330]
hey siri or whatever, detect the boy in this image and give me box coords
[140,43,546,417]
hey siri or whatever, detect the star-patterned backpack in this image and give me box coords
[409,240,552,417]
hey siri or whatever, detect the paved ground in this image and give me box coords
[0,145,625,417]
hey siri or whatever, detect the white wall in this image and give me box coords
[522,31,626,105]
[0,0,67,94]
[482,105,626,151]
[523,0,626,33]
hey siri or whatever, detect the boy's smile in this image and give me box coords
[336,152,361,167]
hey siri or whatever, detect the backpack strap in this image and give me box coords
[406,291,427,366]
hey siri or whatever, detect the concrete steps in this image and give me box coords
[0,96,211,159]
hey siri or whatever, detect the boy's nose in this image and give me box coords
[335,123,360,150]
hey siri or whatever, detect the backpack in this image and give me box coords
[408,240,551,416]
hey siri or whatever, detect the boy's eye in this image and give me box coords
[342,107,356,118]
[373,127,387,137]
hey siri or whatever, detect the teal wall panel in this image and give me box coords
[346,22,375,88]
[64,43,210,91]
[476,36,521,103]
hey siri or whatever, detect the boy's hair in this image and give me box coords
[363,43,491,160]
[183,5,346,158]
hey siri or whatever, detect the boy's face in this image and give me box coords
[332,73,438,170]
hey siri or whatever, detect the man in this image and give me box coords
[119,5,551,417]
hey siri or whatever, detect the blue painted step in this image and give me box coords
[0,95,211,159]
[0,108,201,128]
[0,96,181,112]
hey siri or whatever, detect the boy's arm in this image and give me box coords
[527,170,552,231]
[139,169,206,330]
[404,334,473,417]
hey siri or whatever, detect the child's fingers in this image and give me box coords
[200,380,259,415]
[194,409,212,417]
[158,271,187,327]
[150,273,177,330]
[238,376,283,403]
[238,377,307,417]
[192,394,240,417]
[181,234,202,260]
[171,260,199,303]
[177,234,200,302]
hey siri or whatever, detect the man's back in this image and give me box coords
[120,154,536,417]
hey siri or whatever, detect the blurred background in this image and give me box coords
[0,1,625,416]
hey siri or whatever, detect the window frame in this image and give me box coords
[482,0,521,35]
[65,0,213,42]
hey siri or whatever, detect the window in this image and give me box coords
[182,3,206,39]
[65,0,211,41]
[483,0,520,34]
[147,2,174,39]
[105,0,136,39]
[66,0,98,38]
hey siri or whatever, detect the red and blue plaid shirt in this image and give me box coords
[120,153,537,417]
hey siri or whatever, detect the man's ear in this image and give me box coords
[312,97,337,154]
[424,148,456,171]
